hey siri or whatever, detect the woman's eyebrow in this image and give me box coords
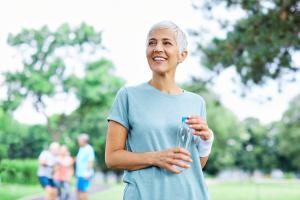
[148,38,173,41]
[162,38,173,42]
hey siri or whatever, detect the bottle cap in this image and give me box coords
[181,116,188,123]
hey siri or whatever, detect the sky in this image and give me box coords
[0,0,299,125]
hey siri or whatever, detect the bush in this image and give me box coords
[0,159,38,184]
[284,172,296,179]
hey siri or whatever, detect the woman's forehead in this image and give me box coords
[148,28,176,41]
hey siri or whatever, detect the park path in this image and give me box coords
[19,182,110,200]
[21,177,217,200]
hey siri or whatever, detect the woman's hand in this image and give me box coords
[186,115,213,141]
[152,147,193,174]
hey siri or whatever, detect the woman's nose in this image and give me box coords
[153,43,163,52]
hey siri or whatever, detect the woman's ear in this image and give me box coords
[178,50,188,63]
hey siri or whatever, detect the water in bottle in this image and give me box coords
[174,116,194,171]
[177,116,193,149]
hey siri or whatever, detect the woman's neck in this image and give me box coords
[148,76,183,94]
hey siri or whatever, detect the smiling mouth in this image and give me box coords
[152,56,167,61]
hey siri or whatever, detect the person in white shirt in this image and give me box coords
[37,142,60,200]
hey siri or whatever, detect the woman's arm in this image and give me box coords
[105,120,153,170]
[39,159,47,166]
[200,157,209,169]
[105,121,192,173]
[38,152,48,166]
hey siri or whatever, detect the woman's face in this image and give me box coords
[146,28,187,76]
[60,146,68,156]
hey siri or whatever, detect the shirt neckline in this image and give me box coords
[144,82,186,98]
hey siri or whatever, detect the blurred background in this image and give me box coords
[0,0,299,199]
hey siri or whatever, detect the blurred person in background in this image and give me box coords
[53,145,74,200]
[37,142,60,200]
[76,133,95,200]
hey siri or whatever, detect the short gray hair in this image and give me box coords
[147,21,188,53]
[49,142,60,151]
[78,133,89,141]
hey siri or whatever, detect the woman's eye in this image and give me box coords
[148,41,155,46]
[164,41,172,45]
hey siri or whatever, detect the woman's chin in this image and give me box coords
[149,64,168,73]
[150,68,168,75]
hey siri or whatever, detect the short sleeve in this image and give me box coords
[107,87,130,130]
[88,146,95,162]
[38,151,47,161]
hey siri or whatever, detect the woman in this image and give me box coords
[105,21,214,200]
[53,145,74,200]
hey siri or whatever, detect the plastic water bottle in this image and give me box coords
[174,116,194,171]
[177,116,193,149]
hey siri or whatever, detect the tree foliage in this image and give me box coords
[276,94,300,172]
[0,107,49,160]
[4,23,103,140]
[237,118,279,174]
[194,0,300,86]
[63,58,125,170]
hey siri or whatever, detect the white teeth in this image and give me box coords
[153,57,166,61]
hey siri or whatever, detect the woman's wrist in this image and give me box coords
[202,129,214,143]
[146,152,156,166]
[145,151,159,167]
[198,129,214,157]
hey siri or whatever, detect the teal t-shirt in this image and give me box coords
[108,82,210,200]
[76,144,95,177]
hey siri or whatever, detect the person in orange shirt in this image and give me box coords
[53,145,74,200]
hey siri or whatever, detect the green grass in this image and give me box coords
[0,183,42,200]
[90,180,300,200]
[210,180,300,200]
[90,184,124,200]
[4,179,300,200]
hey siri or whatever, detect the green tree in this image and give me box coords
[236,118,279,174]
[4,23,103,140]
[64,58,125,174]
[193,0,300,86]
[0,108,16,159]
[276,94,300,172]
[0,107,49,160]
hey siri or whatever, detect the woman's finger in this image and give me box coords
[187,116,206,123]
[194,130,211,140]
[165,165,181,174]
[173,153,193,163]
[188,115,204,120]
[166,158,189,168]
[173,147,191,156]
[172,160,190,169]
[187,119,208,129]
[189,124,208,131]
